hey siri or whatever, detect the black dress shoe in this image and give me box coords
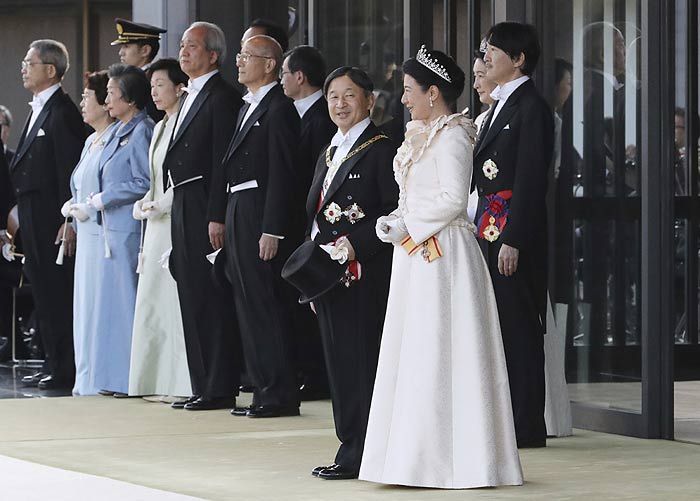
[312,464,337,477]
[317,464,359,480]
[230,404,254,416]
[98,389,115,396]
[246,404,300,418]
[238,384,255,393]
[184,396,235,411]
[37,375,71,390]
[171,395,199,409]
[20,372,46,387]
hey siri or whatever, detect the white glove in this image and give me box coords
[86,192,105,211]
[69,203,90,222]
[60,198,74,218]
[2,243,14,262]
[142,200,164,220]
[132,199,148,220]
[375,214,407,243]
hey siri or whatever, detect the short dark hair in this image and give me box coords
[84,70,109,105]
[285,45,327,88]
[323,66,373,97]
[146,58,188,87]
[485,22,541,75]
[555,58,573,86]
[130,39,160,63]
[107,63,150,110]
[249,18,289,52]
[403,48,465,106]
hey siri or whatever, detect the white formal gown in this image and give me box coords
[359,114,523,489]
[128,116,191,397]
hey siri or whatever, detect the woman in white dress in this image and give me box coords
[128,59,191,399]
[65,71,116,396]
[359,47,523,489]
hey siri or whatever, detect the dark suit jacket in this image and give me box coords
[299,95,335,193]
[216,84,302,238]
[473,79,554,333]
[0,142,12,228]
[473,79,554,251]
[163,72,242,222]
[306,122,398,263]
[10,88,84,220]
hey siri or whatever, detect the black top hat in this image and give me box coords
[282,240,347,304]
[112,18,166,46]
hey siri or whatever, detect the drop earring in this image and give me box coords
[429,96,434,108]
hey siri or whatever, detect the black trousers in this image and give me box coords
[224,191,298,408]
[17,195,74,382]
[171,183,240,398]
[314,259,390,470]
[480,237,546,446]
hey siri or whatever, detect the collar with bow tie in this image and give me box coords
[243,92,259,105]
[28,96,45,112]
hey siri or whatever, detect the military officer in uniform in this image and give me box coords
[111,18,166,122]
[302,67,398,480]
[473,22,554,448]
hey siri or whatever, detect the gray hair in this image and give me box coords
[188,21,227,66]
[0,106,12,126]
[29,39,69,79]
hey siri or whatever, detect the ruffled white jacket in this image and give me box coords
[360,114,523,489]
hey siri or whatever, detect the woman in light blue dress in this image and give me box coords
[88,64,153,395]
[66,71,116,396]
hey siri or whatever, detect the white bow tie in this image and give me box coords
[490,87,505,102]
[181,84,199,95]
[243,93,259,105]
[28,98,43,112]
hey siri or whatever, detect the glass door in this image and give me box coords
[673,0,700,444]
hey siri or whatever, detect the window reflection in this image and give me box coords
[551,0,642,412]
[315,0,404,143]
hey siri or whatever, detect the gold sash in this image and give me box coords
[400,235,443,263]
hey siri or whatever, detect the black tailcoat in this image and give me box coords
[162,72,243,399]
[216,84,303,409]
[473,79,554,446]
[10,88,85,382]
[307,122,397,470]
[295,94,335,393]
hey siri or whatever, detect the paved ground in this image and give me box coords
[1,394,700,500]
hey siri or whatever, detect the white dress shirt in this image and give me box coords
[293,89,323,118]
[174,69,219,136]
[27,83,61,133]
[311,116,371,240]
[239,81,278,129]
[488,75,530,124]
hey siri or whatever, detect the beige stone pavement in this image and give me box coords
[1,395,700,500]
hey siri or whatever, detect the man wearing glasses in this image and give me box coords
[211,35,302,418]
[11,39,85,390]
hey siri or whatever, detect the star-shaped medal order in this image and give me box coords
[482,159,499,180]
[483,216,500,242]
[323,202,342,224]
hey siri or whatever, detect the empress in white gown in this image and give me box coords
[128,116,191,397]
[359,114,523,489]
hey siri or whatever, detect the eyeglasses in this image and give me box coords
[235,52,274,64]
[21,60,51,70]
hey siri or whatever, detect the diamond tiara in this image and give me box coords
[416,45,452,83]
